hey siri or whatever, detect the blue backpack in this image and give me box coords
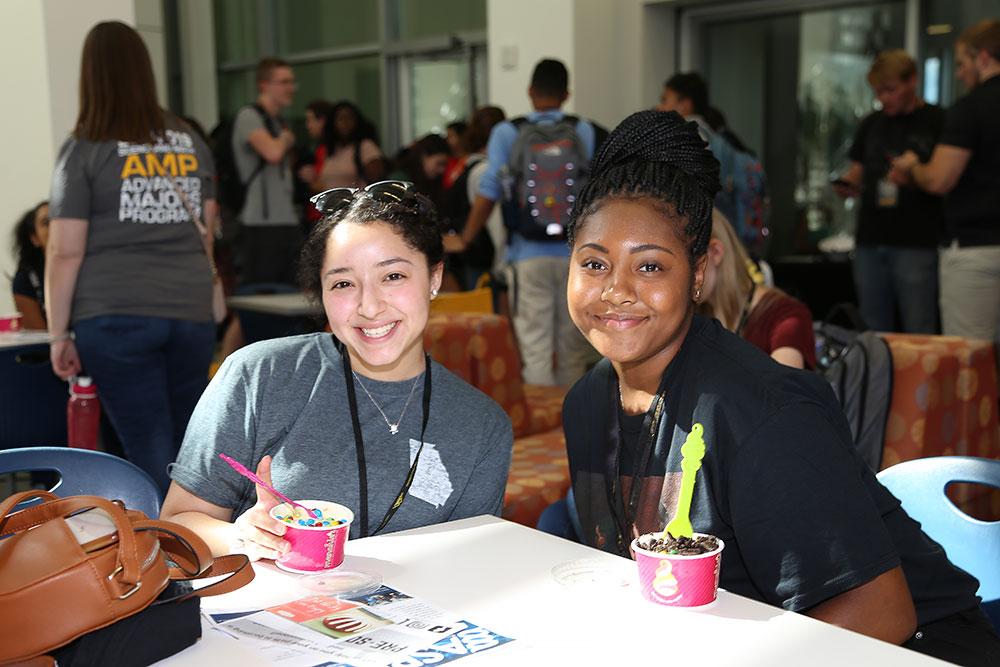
[705,129,770,253]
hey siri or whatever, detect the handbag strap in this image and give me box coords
[132,519,255,598]
[169,177,218,276]
[0,492,143,585]
[0,489,59,520]
[172,554,255,599]
[132,519,214,576]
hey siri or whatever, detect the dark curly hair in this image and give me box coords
[298,190,445,302]
[13,201,47,274]
[567,110,720,265]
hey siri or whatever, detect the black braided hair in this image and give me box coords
[568,110,720,264]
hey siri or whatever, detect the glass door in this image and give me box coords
[398,46,485,146]
[696,1,906,257]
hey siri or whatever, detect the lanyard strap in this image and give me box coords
[341,342,433,537]
[604,373,669,557]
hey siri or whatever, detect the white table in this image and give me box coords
[227,293,320,317]
[159,516,947,666]
[0,330,52,350]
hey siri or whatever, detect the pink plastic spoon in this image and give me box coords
[219,454,319,519]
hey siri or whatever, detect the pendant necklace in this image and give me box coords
[352,371,421,435]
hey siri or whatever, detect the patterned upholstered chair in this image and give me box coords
[880,334,1000,520]
[424,313,566,438]
[423,313,570,527]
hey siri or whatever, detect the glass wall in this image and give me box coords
[387,0,488,40]
[212,0,487,155]
[796,4,905,250]
[292,56,383,129]
[217,69,257,118]
[918,0,1000,106]
[214,0,260,64]
[274,0,380,53]
[699,1,906,258]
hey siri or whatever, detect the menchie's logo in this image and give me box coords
[324,530,337,568]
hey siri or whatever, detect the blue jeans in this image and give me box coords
[74,315,215,494]
[852,245,939,333]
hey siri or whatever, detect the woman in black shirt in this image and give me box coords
[10,201,48,329]
[563,110,999,665]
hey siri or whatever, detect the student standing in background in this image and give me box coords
[47,21,217,492]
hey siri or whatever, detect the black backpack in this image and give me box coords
[816,304,894,472]
[442,155,494,271]
[209,104,267,222]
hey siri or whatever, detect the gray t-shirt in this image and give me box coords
[50,118,216,323]
[170,333,514,537]
[232,105,297,226]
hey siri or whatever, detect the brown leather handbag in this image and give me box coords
[0,490,254,665]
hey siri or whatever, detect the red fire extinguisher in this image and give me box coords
[67,376,100,450]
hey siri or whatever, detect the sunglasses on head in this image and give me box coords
[309,180,434,218]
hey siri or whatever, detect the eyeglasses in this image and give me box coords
[309,180,435,219]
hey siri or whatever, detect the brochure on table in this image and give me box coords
[205,584,514,667]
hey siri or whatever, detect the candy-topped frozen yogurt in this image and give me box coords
[269,500,355,573]
[273,507,349,528]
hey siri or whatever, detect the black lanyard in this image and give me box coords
[340,341,432,537]
[604,372,669,557]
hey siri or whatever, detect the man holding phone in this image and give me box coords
[835,50,944,334]
[890,20,1000,344]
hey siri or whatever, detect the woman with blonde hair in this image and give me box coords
[698,211,816,368]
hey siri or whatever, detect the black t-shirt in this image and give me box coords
[11,265,44,310]
[564,315,980,623]
[939,76,1000,246]
[848,105,945,247]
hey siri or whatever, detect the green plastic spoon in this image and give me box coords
[663,423,707,540]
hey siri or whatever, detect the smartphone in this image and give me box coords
[65,507,117,545]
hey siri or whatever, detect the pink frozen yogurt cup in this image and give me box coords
[269,500,354,574]
[631,533,725,607]
[0,313,22,333]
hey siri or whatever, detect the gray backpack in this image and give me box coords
[500,115,588,241]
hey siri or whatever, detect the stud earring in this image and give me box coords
[431,289,439,299]
[693,288,702,302]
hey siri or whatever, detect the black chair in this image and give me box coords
[0,446,161,517]
[0,344,67,449]
[233,282,312,344]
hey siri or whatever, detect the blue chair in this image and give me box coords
[537,487,583,542]
[877,456,1000,629]
[0,446,161,517]
[233,282,312,344]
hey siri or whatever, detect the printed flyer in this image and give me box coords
[206,585,514,667]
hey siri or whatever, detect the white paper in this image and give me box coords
[208,585,514,667]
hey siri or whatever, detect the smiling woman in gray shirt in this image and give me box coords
[161,181,513,561]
